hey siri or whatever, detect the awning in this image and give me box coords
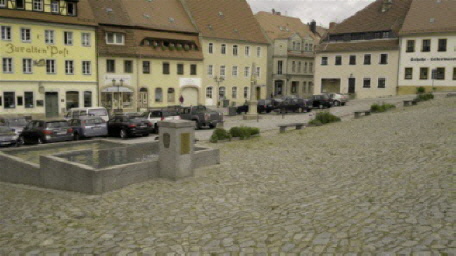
[102,87,134,93]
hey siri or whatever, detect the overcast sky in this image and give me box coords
[247,0,375,28]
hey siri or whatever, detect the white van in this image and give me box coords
[64,107,110,122]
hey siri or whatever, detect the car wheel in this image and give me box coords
[17,136,25,146]
[319,104,323,109]
[209,124,216,129]
[120,129,128,139]
[193,121,200,130]
[73,133,80,141]
[334,101,340,107]
[342,102,346,106]
[37,137,44,144]
[143,133,149,137]
[154,124,159,134]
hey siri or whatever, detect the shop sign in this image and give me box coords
[4,43,70,57]
[179,78,201,88]
[411,57,456,62]
[104,75,131,86]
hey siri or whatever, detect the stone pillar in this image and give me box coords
[158,120,195,180]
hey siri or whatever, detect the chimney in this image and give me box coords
[310,20,317,33]
[381,0,393,12]
[329,22,337,30]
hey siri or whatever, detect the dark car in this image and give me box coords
[179,105,223,130]
[69,116,108,140]
[19,120,73,144]
[236,99,275,114]
[108,115,152,139]
[274,97,312,113]
[0,126,19,147]
[310,94,332,109]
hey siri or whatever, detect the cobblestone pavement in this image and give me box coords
[0,97,455,255]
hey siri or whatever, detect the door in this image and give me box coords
[348,78,356,94]
[181,87,199,106]
[45,92,59,118]
[139,88,149,109]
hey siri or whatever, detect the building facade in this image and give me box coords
[314,0,413,99]
[0,0,97,118]
[183,0,269,107]
[397,0,456,94]
[256,11,321,99]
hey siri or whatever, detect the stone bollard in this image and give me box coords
[158,120,195,180]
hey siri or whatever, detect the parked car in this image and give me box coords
[108,114,152,139]
[310,94,333,109]
[273,97,312,113]
[142,110,181,133]
[69,116,108,140]
[64,107,110,122]
[326,93,349,106]
[179,105,223,129]
[19,120,73,145]
[0,126,19,147]
[236,99,275,114]
[0,116,29,136]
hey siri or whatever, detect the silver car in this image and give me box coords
[0,126,19,147]
[0,117,29,136]
[69,116,108,140]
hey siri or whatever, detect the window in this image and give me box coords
[208,43,213,54]
[219,87,226,98]
[124,60,133,73]
[363,78,371,88]
[46,59,56,74]
[82,61,91,75]
[155,88,163,102]
[64,31,73,45]
[233,45,238,56]
[3,92,15,109]
[256,67,261,77]
[453,68,456,80]
[232,66,238,76]
[208,65,213,76]
[406,40,415,52]
[1,26,11,40]
[422,39,431,52]
[436,67,445,80]
[420,67,429,80]
[380,54,388,64]
[304,62,308,73]
[364,54,371,65]
[221,44,226,54]
[349,55,356,65]
[106,32,124,45]
[51,1,59,13]
[382,32,390,38]
[291,82,298,93]
[206,87,213,99]
[257,47,261,57]
[163,62,170,75]
[292,61,296,72]
[82,33,91,47]
[45,30,54,44]
[106,59,115,73]
[65,60,74,74]
[177,64,184,75]
[438,39,447,52]
[321,57,328,66]
[244,66,250,77]
[190,64,197,75]
[25,92,33,108]
[143,61,150,74]
[405,67,413,80]
[378,78,386,89]
[17,96,23,107]
[298,62,301,73]
[232,87,237,99]
[244,87,249,99]
[21,28,31,42]
[277,61,283,74]
[245,46,250,56]
[2,58,12,73]
[0,0,6,7]
[33,0,43,11]
[220,65,225,77]
[309,63,313,72]
[22,59,32,74]
[83,91,92,107]
[66,91,79,110]
[335,56,342,65]
[67,2,76,16]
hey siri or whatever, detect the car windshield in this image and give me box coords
[85,118,103,125]
[194,106,207,113]
[6,118,28,127]
[88,109,108,117]
[150,112,163,118]
[0,126,13,133]
[46,122,69,128]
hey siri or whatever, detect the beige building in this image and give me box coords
[256,11,322,98]
[182,0,269,107]
[315,0,413,99]
[88,0,203,113]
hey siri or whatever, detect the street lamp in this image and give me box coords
[213,76,224,107]
[243,62,261,120]
[112,78,124,111]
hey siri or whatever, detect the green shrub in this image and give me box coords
[210,128,231,143]
[416,86,426,94]
[370,103,396,113]
[229,126,260,140]
[415,93,434,102]
[308,119,323,126]
[310,112,341,126]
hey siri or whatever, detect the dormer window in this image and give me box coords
[15,0,24,9]
[51,1,59,13]
[0,0,6,8]
[67,2,77,16]
[106,32,124,45]
[32,0,43,11]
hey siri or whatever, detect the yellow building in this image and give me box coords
[0,0,97,118]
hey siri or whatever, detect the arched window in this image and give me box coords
[219,86,226,98]
[206,87,213,99]
[167,88,175,103]
[155,88,163,102]
[232,87,237,99]
[244,87,249,99]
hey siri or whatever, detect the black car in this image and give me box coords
[310,94,332,109]
[108,115,152,139]
[19,120,73,144]
[236,99,275,114]
[274,97,312,113]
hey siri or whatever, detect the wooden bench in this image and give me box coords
[403,100,418,107]
[354,110,371,119]
[279,123,306,133]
